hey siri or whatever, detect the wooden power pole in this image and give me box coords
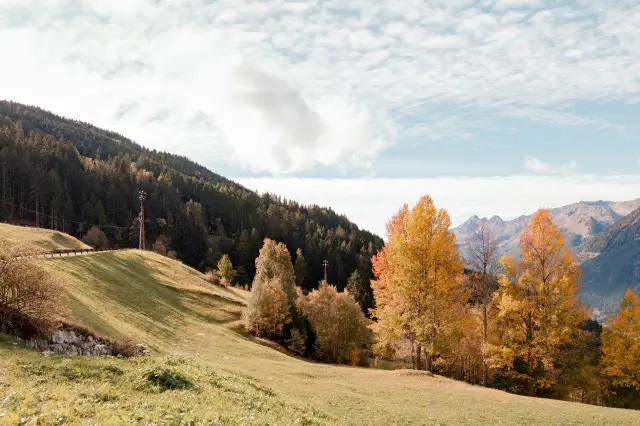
[322,260,329,282]
[138,190,146,250]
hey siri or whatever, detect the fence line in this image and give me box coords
[12,247,126,261]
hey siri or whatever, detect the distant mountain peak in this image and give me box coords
[453,198,640,263]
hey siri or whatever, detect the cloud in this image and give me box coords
[208,62,393,173]
[492,0,541,11]
[523,156,577,175]
[523,156,553,173]
[238,175,640,237]
[503,107,625,131]
[0,0,638,173]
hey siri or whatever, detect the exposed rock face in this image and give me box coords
[453,198,640,260]
[26,327,149,357]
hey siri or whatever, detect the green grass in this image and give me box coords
[0,223,91,254]
[1,227,640,424]
[0,335,328,425]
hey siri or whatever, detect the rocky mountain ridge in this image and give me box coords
[453,198,640,259]
[453,198,640,320]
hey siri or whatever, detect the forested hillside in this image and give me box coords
[579,206,640,318]
[0,101,382,292]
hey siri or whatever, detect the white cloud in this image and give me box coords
[492,0,541,11]
[523,156,577,175]
[238,175,640,237]
[523,156,553,173]
[0,0,638,173]
[206,61,393,173]
[503,107,625,131]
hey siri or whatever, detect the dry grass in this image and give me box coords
[1,226,640,424]
[0,223,90,255]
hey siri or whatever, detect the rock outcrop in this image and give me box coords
[25,327,149,357]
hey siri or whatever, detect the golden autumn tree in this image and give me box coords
[244,238,297,340]
[602,287,640,390]
[370,195,467,371]
[488,209,587,394]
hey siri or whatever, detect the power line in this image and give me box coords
[0,197,137,231]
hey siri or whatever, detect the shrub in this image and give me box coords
[299,281,370,363]
[144,368,193,392]
[152,236,169,256]
[204,269,221,286]
[217,254,235,285]
[82,226,108,249]
[113,336,149,357]
[0,248,64,338]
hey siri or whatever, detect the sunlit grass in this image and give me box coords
[0,223,91,254]
[0,336,329,425]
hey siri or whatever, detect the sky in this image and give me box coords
[1,0,640,236]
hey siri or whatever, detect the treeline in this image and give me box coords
[366,196,640,409]
[0,101,382,294]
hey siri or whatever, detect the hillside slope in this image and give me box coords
[41,250,248,354]
[579,206,640,319]
[0,223,91,254]
[2,229,639,423]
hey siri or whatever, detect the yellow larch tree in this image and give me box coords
[488,209,587,393]
[370,195,467,371]
[602,287,640,390]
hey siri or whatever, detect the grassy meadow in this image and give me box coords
[0,223,91,254]
[1,226,640,424]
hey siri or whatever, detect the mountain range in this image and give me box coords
[452,199,640,321]
[453,199,640,260]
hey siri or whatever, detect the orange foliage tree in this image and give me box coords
[370,195,468,371]
[602,287,640,390]
[488,209,587,393]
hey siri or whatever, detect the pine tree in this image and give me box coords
[346,270,371,315]
[294,248,306,288]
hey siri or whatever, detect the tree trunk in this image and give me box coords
[483,301,489,385]
[411,338,416,369]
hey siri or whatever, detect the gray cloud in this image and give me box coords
[235,67,327,150]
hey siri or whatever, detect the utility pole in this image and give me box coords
[138,190,146,250]
[322,260,329,282]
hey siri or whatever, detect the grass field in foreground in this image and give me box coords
[1,227,639,424]
[0,223,91,254]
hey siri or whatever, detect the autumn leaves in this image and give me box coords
[370,196,466,372]
[602,288,640,391]
[369,194,640,398]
